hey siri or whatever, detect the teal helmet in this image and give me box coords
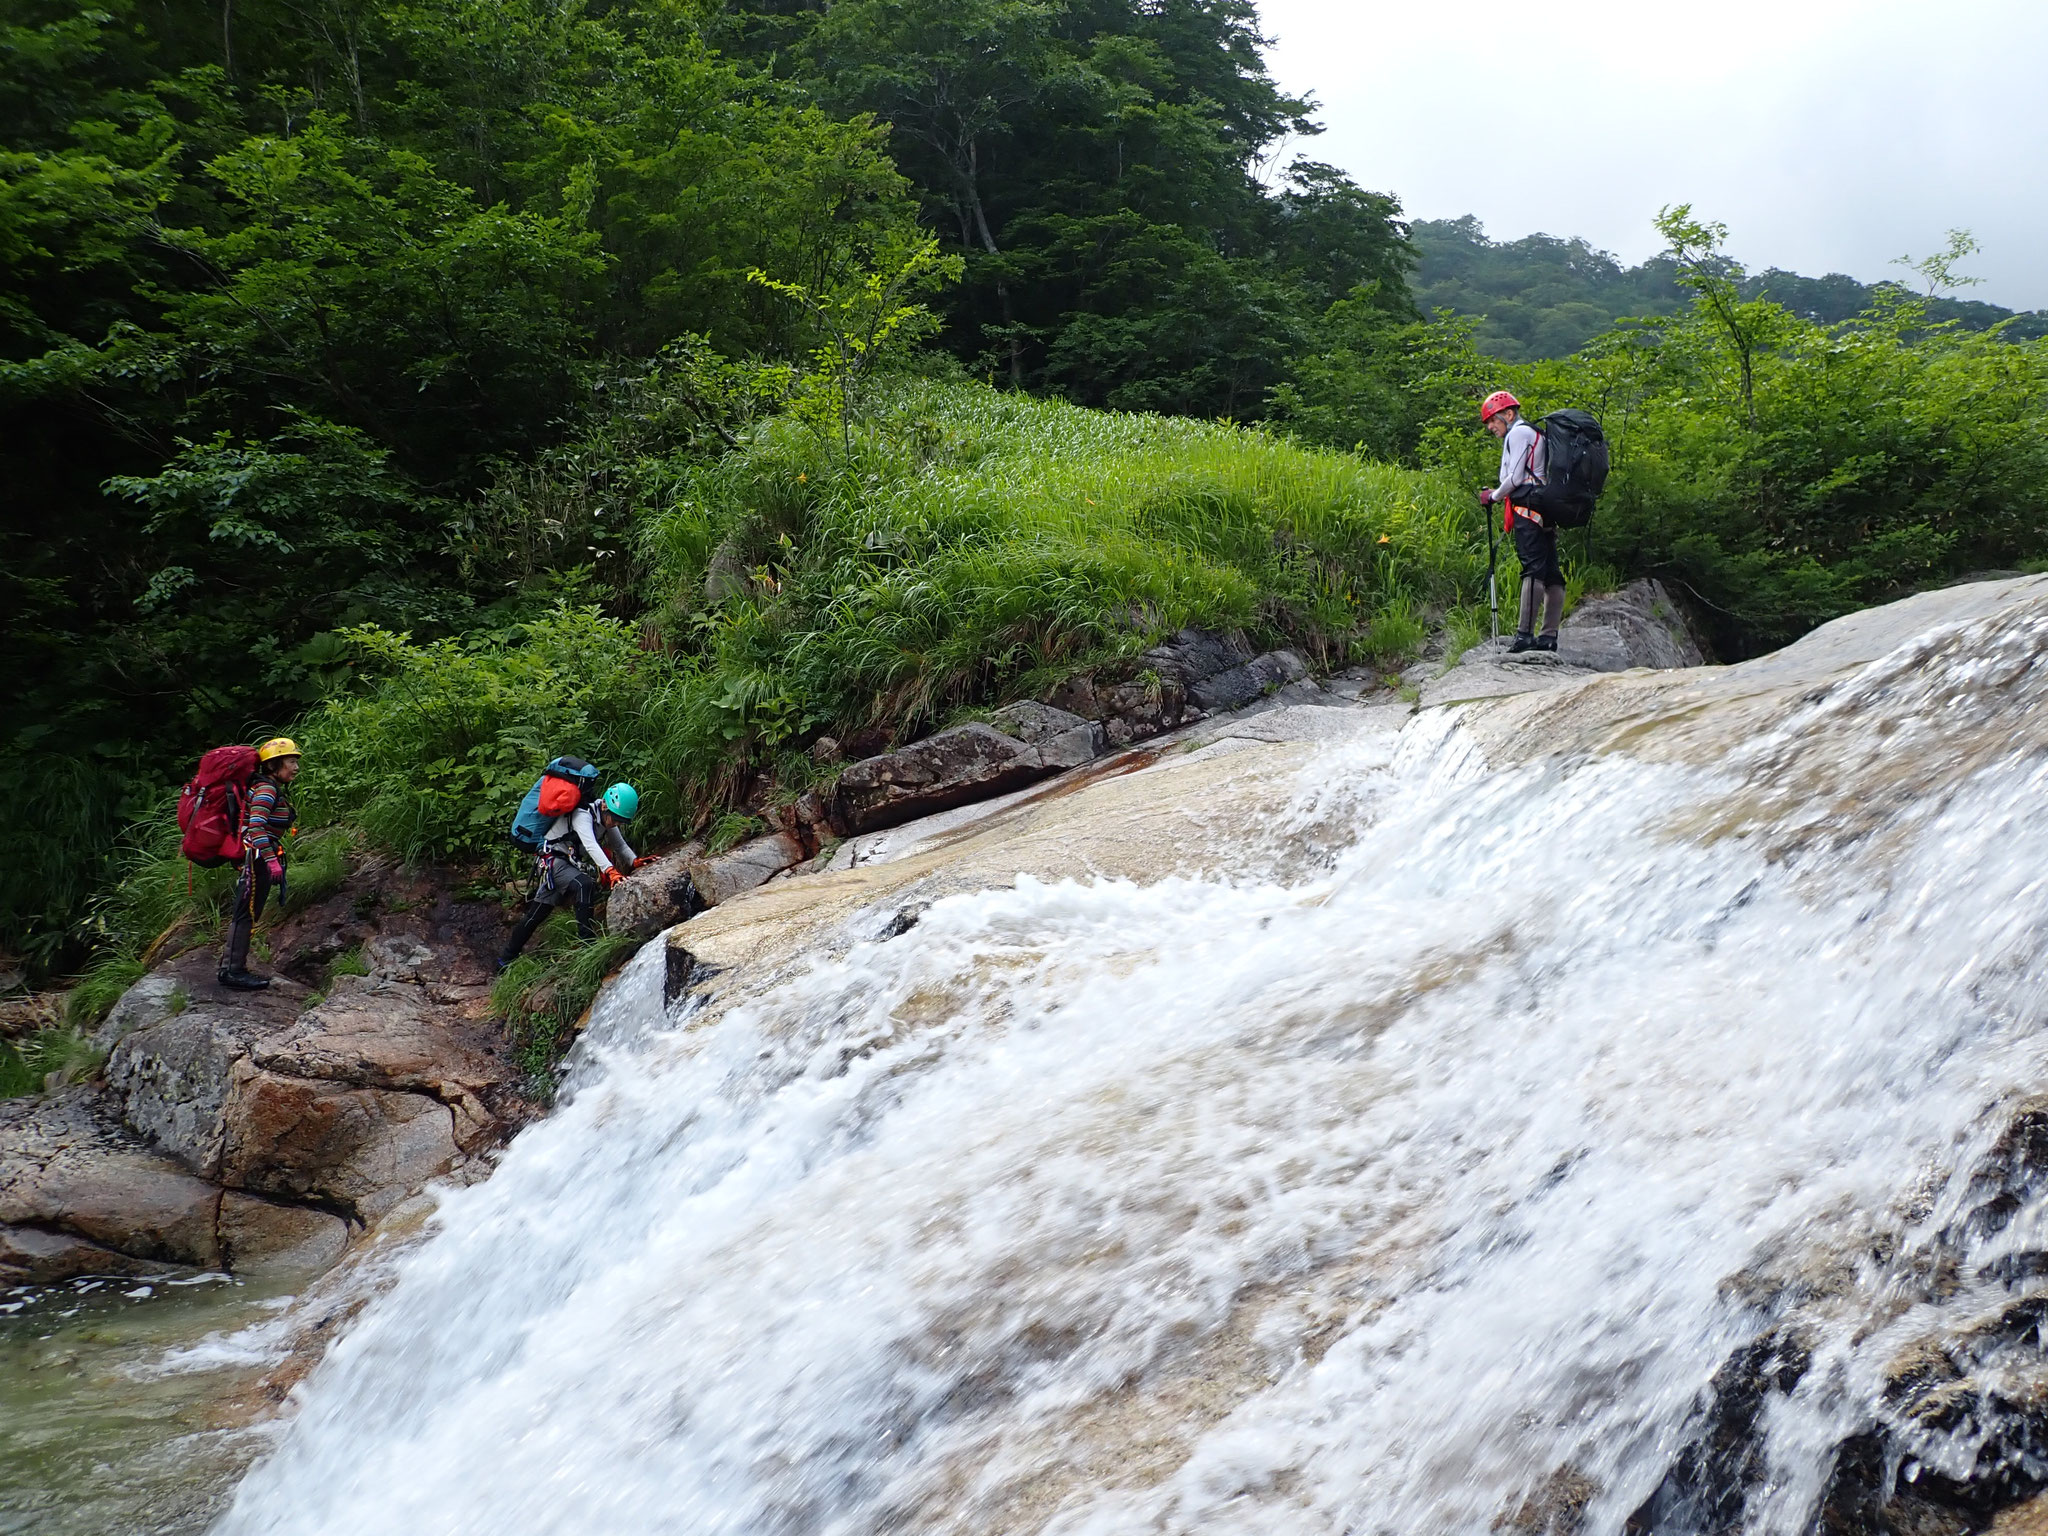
[602,782,639,820]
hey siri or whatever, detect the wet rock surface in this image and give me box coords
[0,1086,350,1282]
[6,864,536,1283]
[831,721,1080,835]
[606,843,710,938]
[1616,1096,2048,1536]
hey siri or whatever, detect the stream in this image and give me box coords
[22,601,2048,1534]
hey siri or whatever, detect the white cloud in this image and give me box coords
[1257,0,2048,308]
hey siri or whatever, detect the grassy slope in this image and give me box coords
[26,381,1495,1090]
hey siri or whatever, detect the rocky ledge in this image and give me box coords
[3,870,538,1285]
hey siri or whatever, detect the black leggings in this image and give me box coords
[222,859,277,975]
[499,860,597,964]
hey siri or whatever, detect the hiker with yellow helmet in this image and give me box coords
[218,737,301,991]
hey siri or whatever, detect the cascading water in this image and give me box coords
[214,603,2048,1535]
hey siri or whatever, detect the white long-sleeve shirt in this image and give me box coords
[1495,419,1545,506]
[543,805,636,876]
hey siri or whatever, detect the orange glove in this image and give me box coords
[632,856,656,870]
[601,866,623,889]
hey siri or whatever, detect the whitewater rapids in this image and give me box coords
[217,590,2048,1535]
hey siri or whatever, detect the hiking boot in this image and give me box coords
[217,968,270,992]
[1533,634,1559,652]
[1507,631,1537,654]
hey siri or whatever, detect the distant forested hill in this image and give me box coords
[1413,216,2048,361]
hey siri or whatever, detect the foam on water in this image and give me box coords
[215,607,2048,1536]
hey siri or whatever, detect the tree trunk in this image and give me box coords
[963,140,1024,390]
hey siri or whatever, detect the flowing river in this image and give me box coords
[63,597,2048,1533]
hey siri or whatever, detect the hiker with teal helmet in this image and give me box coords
[497,773,650,970]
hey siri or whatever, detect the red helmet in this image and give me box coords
[1479,390,1520,423]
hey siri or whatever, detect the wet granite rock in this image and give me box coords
[683,833,808,907]
[606,844,711,938]
[831,724,1063,836]
[1189,648,1309,713]
[105,967,515,1228]
[0,1088,223,1271]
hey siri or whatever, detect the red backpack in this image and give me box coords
[178,745,261,867]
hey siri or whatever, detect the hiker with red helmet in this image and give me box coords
[218,737,302,991]
[1478,391,1565,654]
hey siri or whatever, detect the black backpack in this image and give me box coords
[1518,409,1609,530]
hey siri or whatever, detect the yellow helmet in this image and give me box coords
[257,737,302,763]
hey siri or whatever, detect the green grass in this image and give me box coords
[63,956,147,1030]
[0,1029,107,1099]
[273,380,1492,871]
[705,812,762,855]
[280,827,354,914]
[490,928,646,1097]
[328,946,369,981]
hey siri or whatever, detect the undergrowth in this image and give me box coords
[490,928,646,1097]
[0,1028,106,1098]
[296,379,1490,872]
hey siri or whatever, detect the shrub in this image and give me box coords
[298,606,691,864]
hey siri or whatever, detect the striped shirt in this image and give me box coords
[241,777,295,860]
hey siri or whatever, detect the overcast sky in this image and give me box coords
[1255,0,2048,310]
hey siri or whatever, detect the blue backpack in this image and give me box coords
[509,755,602,854]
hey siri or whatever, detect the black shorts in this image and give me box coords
[1513,517,1563,587]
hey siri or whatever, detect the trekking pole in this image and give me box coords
[1484,499,1500,640]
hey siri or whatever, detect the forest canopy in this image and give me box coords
[7,0,2047,984]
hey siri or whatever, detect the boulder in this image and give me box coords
[220,1065,459,1223]
[1558,579,1709,672]
[607,844,710,938]
[830,723,1064,836]
[683,833,807,908]
[1042,629,1303,747]
[0,1224,162,1284]
[92,971,189,1051]
[251,975,513,1149]
[0,1088,223,1274]
[105,1004,268,1180]
[1043,672,1188,748]
[363,934,434,981]
[106,969,515,1225]
[986,701,1106,769]
[1144,628,1251,686]
[1189,649,1309,713]
[219,1191,350,1277]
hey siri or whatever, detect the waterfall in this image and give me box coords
[215,603,2048,1536]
